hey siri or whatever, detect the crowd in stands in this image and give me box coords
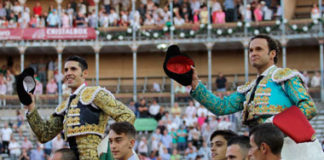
[0,0,287,29]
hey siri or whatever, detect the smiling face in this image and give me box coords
[210,135,228,160]
[108,130,134,160]
[249,38,275,74]
[64,61,88,92]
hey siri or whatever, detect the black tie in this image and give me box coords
[248,75,264,104]
[67,94,77,107]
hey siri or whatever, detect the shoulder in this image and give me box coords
[80,86,115,105]
[54,100,68,115]
[237,81,254,94]
[272,68,306,84]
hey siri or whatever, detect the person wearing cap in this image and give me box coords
[23,55,135,160]
[189,34,323,159]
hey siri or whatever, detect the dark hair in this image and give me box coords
[210,130,238,142]
[249,123,284,155]
[228,136,250,156]
[249,34,281,64]
[54,148,77,160]
[65,56,88,71]
[110,122,136,138]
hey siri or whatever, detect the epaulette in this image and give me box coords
[237,80,255,94]
[55,100,68,115]
[80,86,115,105]
[272,68,306,85]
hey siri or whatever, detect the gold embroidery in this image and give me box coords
[80,87,100,104]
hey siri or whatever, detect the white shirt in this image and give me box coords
[149,104,160,116]
[197,107,208,117]
[1,128,12,141]
[9,141,21,156]
[52,137,65,152]
[185,106,197,117]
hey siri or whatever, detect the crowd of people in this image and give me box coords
[0,0,286,29]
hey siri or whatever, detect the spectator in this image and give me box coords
[0,4,6,18]
[16,109,24,128]
[33,2,42,16]
[303,71,310,87]
[192,10,200,24]
[108,122,138,160]
[34,79,43,95]
[188,125,201,148]
[185,100,196,117]
[190,0,200,14]
[261,1,272,20]
[226,136,250,160]
[209,130,237,160]
[119,10,128,26]
[214,8,226,24]
[249,123,284,160]
[198,141,211,160]
[19,148,30,160]
[108,8,119,26]
[149,99,160,119]
[161,129,173,153]
[311,4,320,20]
[216,72,227,92]
[30,143,46,160]
[46,78,58,94]
[171,149,181,160]
[127,100,137,114]
[224,0,235,22]
[254,3,263,22]
[21,137,33,153]
[176,125,187,152]
[138,137,148,156]
[311,71,321,88]
[151,128,162,155]
[75,12,86,27]
[88,11,97,28]
[201,123,212,143]
[78,0,87,15]
[103,0,110,14]
[29,14,38,27]
[197,112,207,128]
[138,99,149,118]
[200,5,208,24]
[9,137,21,160]
[160,147,171,160]
[47,9,59,27]
[0,73,7,106]
[1,123,12,154]
[185,142,197,159]
[274,4,282,19]
[152,82,161,92]
[5,70,14,95]
[170,102,182,117]
[61,11,70,28]
[51,148,77,160]
[52,134,64,152]
[44,140,52,158]
[99,11,109,27]
[12,1,23,16]
[144,13,154,25]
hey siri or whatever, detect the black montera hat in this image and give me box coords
[16,67,36,105]
[163,45,195,86]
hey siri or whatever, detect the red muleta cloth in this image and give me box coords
[273,106,316,143]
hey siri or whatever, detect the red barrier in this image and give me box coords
[0,27,96,40]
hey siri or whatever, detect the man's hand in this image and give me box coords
[24,93,36,112]
[191,66,199,90]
